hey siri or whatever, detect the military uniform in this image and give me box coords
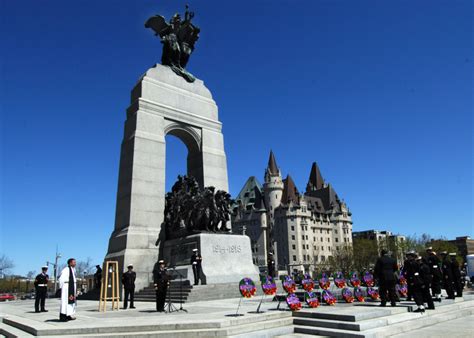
[450,254,463,297]
[402,254,417,301]
[190,250,202,285]
[267,254,276,278]
[122,265,136,309]
[441,253,455,299]
[34,268,49,313]
[426,252,442,301]
[374,251,398,306]
[153,261,169,312]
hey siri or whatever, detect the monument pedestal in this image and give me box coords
[163,233,260,284]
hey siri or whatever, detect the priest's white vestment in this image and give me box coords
[59,266,77,316]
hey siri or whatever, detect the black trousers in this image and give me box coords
[35,287,47,311]
[431,275,442,295]
[156,287,167,311]
[379,280,397,305]
[123,287,135,308]
[455,280,463,297]
[414,284,434,308]
[192,265,201,285]
[444,277,455,298]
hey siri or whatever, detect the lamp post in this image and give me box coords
[47,247,62,293]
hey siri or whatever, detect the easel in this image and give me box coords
[99,261,120,312]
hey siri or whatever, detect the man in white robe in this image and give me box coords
[59,258,77,321]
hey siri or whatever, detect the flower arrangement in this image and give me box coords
[305,291,320,308]
[319,272,330,290]
[322,290,337,305]
[301,274,315,292]
[353,287,365,302]
[363,271,375,287]
[367,287,379,300]
[350,272,361,287]
[283,276,296,294]
[286,293,302,311]
[261,275,277,296]
[396,284,408,297]
[239,277,257,298]
[342,288,355,303]
[398,274,407,285]
[334,272,346,288]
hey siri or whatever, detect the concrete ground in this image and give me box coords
[391,314,474,338]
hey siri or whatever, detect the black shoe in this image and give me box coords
[406,298,412,301]
[35,310,40,313]
[391,303,396,307]
[67,316,76,321]
[59,314,68,322]
[379,303,386,307]
[130,306,136,309]
[413,308,425,313]
[122,307,127,310]
[427,306,435,310]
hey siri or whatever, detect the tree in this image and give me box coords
[352,238,379,273]
[0,255,14,277]
[328,245,354,275]
[75,257,93,277]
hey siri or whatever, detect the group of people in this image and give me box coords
[374,247,465,313]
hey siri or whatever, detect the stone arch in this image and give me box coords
[163,120,204,188]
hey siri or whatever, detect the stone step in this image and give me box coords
[0,321,35,337]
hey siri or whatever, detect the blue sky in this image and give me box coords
[1,0,472,276]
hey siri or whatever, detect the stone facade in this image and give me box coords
[232,151,353,273]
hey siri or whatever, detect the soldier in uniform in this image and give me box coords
[374,249,398,307]
[402,251,417,301]
[190,249,202,285]
[153,260,169,312]
[449,253,463,297]
[34,266,49,313]
[94,265,102,290]
[122,264,136,309]
[440,251,455,299]
[417,256,435,310]
[425,247,442,302]
[267,252,276,278]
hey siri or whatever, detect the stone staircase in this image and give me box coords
[134,281,242,303]
[291,297,474,337]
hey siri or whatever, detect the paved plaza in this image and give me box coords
[1,294,473,337]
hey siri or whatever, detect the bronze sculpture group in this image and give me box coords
[145,5,200,82]
[164,175,233,239]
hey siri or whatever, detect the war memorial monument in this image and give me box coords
[104,6,259,291]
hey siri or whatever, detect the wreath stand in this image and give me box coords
[99,261,120,312]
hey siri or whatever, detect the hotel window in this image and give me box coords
[292,244,296,250]
[291,226,295,231]
[292,235,295,240]
[335,238,339,242]
[293,255,297,262]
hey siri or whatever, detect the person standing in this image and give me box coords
[426,247,442,302]
[59,258,77,322]
[402,252,417,301]
[190,249,202,285]
[440,251,455,299]
[374,249,398,307]
[418,256,435,310]
[34,266,49,313]
[94,265,102,290]
[153,260,169,312]
[449,253,463,297]
[122,264,136,309]
[267,253,276,278]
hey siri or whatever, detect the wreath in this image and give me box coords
[367,287,379,300]
[319,272,330,290]
[363,271,375,287]
[239,277,257,298]
[261,275,277,296]
[322,290,337,305]
[286,293,302,311]
[283,276,296,294]
[354,287,365,302]
[396,284,408,297]
[341,288,355,303]
[305,291,320,308]
[334,272,346,288]
[350,272,361,287]
[301,274,315,292]
[398,274,407,285]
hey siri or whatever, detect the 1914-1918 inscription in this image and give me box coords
[212,245,242,254]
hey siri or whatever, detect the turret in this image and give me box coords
[306,162,325,192]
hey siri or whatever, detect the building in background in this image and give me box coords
[232,151,353,273]
[352,230,406,264]
[448,236,474,264]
